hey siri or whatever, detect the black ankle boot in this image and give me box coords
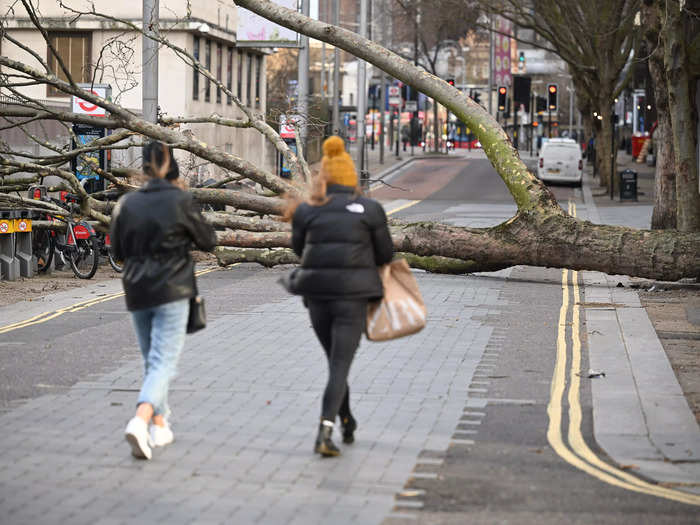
[314,421,340,457]
[340,414,357,444]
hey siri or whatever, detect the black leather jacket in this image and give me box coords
[290,184,394,300]
[110,179,217,311]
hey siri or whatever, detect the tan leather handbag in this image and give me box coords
[366,258,427,341]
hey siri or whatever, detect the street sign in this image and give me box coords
[405,100,417,112]
[72,84,109,116]
[388,85,401,107]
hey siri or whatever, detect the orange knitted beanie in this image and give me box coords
[320,136,358,187]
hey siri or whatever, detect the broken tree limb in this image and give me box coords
[215,230,292,249]
[190,188,285,216]
[202,211,290,232]
[214,247,299,267]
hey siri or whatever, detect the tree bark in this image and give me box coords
[644,2,677,229]
[393,212,699,281]
[663,0,700,231]
[214,247,299,267]
[202,212,290,232]
[190,188,285,216]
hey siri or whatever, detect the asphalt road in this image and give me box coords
[1,155,696,522]
[377,156,697,523]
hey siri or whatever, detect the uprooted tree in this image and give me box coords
[0,0,698,281]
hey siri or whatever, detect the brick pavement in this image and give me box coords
[0,270,508,525]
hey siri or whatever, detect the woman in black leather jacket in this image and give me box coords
[111,141,216,460]
[288,136,394,456]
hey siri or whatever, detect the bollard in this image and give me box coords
[0,210,20,281]
[14,211,35,278]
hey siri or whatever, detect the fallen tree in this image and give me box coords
[0,1,697,281]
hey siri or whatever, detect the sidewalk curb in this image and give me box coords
[581,179,700,493]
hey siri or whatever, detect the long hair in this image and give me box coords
[143,141,177,180]
[282,167,330,222]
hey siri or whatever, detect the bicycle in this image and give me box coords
[31,189,100,279]
[96,231,123,273]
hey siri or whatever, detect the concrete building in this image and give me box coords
[0,0,272,181]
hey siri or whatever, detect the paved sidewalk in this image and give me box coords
[579,174,700,493]
[0,269,507,525]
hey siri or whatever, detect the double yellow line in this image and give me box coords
[547,201,700,505]
[0,267,219,336]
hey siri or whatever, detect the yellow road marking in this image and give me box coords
[546,201,700,505]
[0,267,219,335]
[386,200,421,216]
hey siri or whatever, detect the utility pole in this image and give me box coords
[569,86,574,137]
[321,42,326,104]
[488,17,494,115]
[332,0,340,135]
[357,0,368,187]
[530,91,535,156]
[298,0,310,147]
[142,0,159,123]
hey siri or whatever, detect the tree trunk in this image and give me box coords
[645,6,677,229]
[233,0,700,281]
[393,212,699,281]
[664,1,700,232]
[597,103,615,191]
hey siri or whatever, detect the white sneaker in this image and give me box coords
[125,417,152,460]
[150,422,174,447]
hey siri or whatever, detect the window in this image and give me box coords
[47,32,91,97]
[237,52,243,101]
[216,43,222,104]
[255,55,262,108]
[227,47,233,105]
[205,39,211,102]
[246,52,253,106]
[193,36,200,100]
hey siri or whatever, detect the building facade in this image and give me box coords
[0,0,272,181]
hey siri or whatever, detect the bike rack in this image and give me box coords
[0,209,20,281]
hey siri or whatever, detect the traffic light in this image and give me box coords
[536,95,547,113]
[498,86,507,111]
[518,51,525,70]
[547,83,558,111]
[446,78,455,87]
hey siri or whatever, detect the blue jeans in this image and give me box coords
[131,299,189,417]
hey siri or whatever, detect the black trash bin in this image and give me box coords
[619,169,637,201]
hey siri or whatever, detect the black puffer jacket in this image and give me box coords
[111,179,217,311]
[290,184,394,300]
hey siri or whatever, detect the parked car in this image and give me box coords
[537,138,583,187]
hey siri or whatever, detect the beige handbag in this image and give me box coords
[366,258,427,341]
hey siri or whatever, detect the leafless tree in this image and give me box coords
[0,0,697,280]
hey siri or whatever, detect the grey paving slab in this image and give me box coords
[0,271,507,524]
[580,178,700,491]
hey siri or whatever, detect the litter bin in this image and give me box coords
[619,169,637,201]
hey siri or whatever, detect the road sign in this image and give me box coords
[72,85,108,116]
[405,100,417,112]
[388,85,401,107]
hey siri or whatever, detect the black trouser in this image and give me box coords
[307,298,366,422]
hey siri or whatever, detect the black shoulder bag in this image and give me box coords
[187,296,206,334]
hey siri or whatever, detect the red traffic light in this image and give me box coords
[446,78,455,86]
[548,85,557,93]
[499,87,507,95]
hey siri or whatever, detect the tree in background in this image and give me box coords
[477,0,639,196]
[0,0,698,280]
[389,0,481,152]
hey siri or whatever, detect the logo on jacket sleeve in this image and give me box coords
[346,203,365,213]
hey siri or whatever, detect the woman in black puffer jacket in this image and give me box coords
[287,136,394,456]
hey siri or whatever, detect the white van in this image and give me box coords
[537,138,583,186]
